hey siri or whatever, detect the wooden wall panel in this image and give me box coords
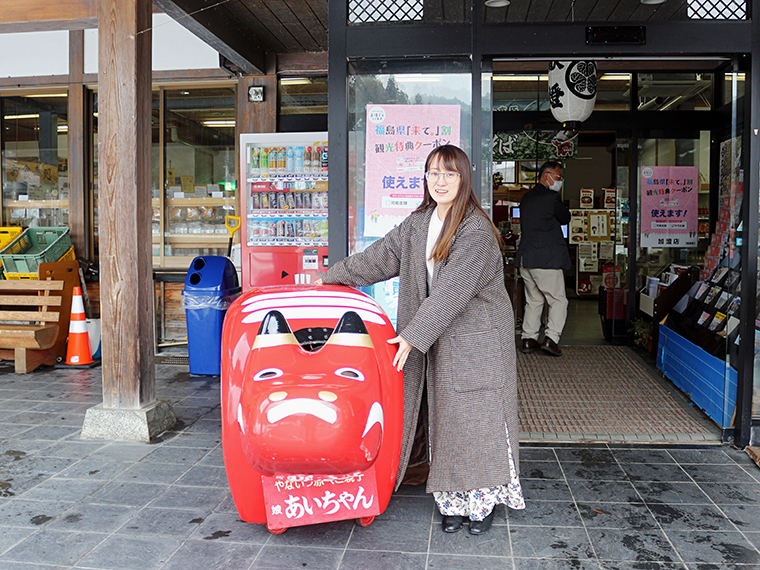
[0,0,96,30]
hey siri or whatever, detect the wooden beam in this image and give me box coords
[154,0,268,75]
[237,75,277,134]
[98,0,155,409]
[0,0,97,31]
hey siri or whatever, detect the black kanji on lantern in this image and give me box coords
[549,83,565,109]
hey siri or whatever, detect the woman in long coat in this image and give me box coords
[318,145,524,535]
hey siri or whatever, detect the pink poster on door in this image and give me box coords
[640,166,699,248]
[364,105,461,237]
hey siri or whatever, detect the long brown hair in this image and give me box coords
[415,145,503,262]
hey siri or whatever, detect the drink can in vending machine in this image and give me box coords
[303,219,312,237]
[302,191,312,209]
[260,221,270,238]
[295,219,303,238]
[268,221,278,238]
[305,147,313,173]
[320,191,328,209]
[248,220,261,241]
[260,147,269,176]
[295,192,303,209]
[268,148,277,175]
[313,146,321,175]
[277,220,286,237]
[286,192,296,210]
[277,192,287,210]
[251,147,260,177]
[321,143,328,173]
[252,192,261,209]
[286,221,295,238]
[261,192,269,209]
[268,191,277,209]
[277,148,286,175]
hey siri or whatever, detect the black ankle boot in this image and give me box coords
[442,515,464,533]
[468,510,495,535]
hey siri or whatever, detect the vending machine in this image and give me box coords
[239,132,328,290]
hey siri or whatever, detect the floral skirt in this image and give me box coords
[433,422,525,521]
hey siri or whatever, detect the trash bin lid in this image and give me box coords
[184,256,240,294]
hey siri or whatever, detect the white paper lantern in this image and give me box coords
[548,61,597,128]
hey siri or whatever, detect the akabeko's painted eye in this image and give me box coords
[254,368,283,381]
[335,367,365,381]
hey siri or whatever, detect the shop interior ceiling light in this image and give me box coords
[641,0,667,4]
[484,0,510,7]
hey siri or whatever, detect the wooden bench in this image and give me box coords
[0,280,64,374]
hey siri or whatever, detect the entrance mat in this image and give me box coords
[516,345,719,443]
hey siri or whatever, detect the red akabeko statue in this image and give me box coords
[221,285,404,533]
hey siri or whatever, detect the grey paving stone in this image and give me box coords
[649,502,740,532]
[428,553,517,569]
[46,502,139,533]
[0,498,75,528]
[162,540,262,570]
[698,482,760,505]
[0,529,108,566]
[620,462,692,482]
[267,518,354,548]
[507,500,584,528]
[16,478,104,503]
[0,526,36,556]
[509,526,595,560]
[115,461,190,484]
[141,445,212,465]
[75,534,183,570]
[586,528,679,563]
[83,480,167,507]
[54,456,133,480]
[554,448,616,464]
[664,530,760,565]
[716,504,760,532]
[519,478,573,502]
[149,484,229,512]
[633,481,711,505]
[520,460,564,480]
[188,511,271,543]
[566,479,640,503]
[339,549,426,569]
[375,495,435,522]
[513,559,602,570]
[175,464,229,487]
[681,463,760,484]
[562,462,628,481]
[611,448,676,464]
[347,519,430,553]
[117,506,210,539]
[577,501,658,530]
[251,544,342,570]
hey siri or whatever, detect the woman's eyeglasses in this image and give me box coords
[425,171,461,183]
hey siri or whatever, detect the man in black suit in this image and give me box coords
[515,161,571,356]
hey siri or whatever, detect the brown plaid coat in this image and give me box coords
[322,207,520,493]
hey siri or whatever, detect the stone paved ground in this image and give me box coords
[1,362,759,569]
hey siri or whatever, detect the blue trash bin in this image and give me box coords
[182,256,240,376]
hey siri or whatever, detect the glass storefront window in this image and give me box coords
[2,93,69,229]
[347,66,473,256]
[157,86,237,267]
[637,73,713,111]
[280,77,328,115]
[492,72,631,112]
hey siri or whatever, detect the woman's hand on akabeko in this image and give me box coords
[388,336,412,371]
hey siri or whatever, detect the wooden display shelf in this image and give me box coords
[152,197,237,207]
[4,199,70,208]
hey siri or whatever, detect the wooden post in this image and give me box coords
[96,0,155,409]
[82,0,175,441]
[68,29,90,260]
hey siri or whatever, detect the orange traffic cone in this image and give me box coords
[65,286,94,366]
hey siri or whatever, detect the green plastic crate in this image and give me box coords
[0,227,72,274]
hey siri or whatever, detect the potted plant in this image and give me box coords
[630,318,653,351]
